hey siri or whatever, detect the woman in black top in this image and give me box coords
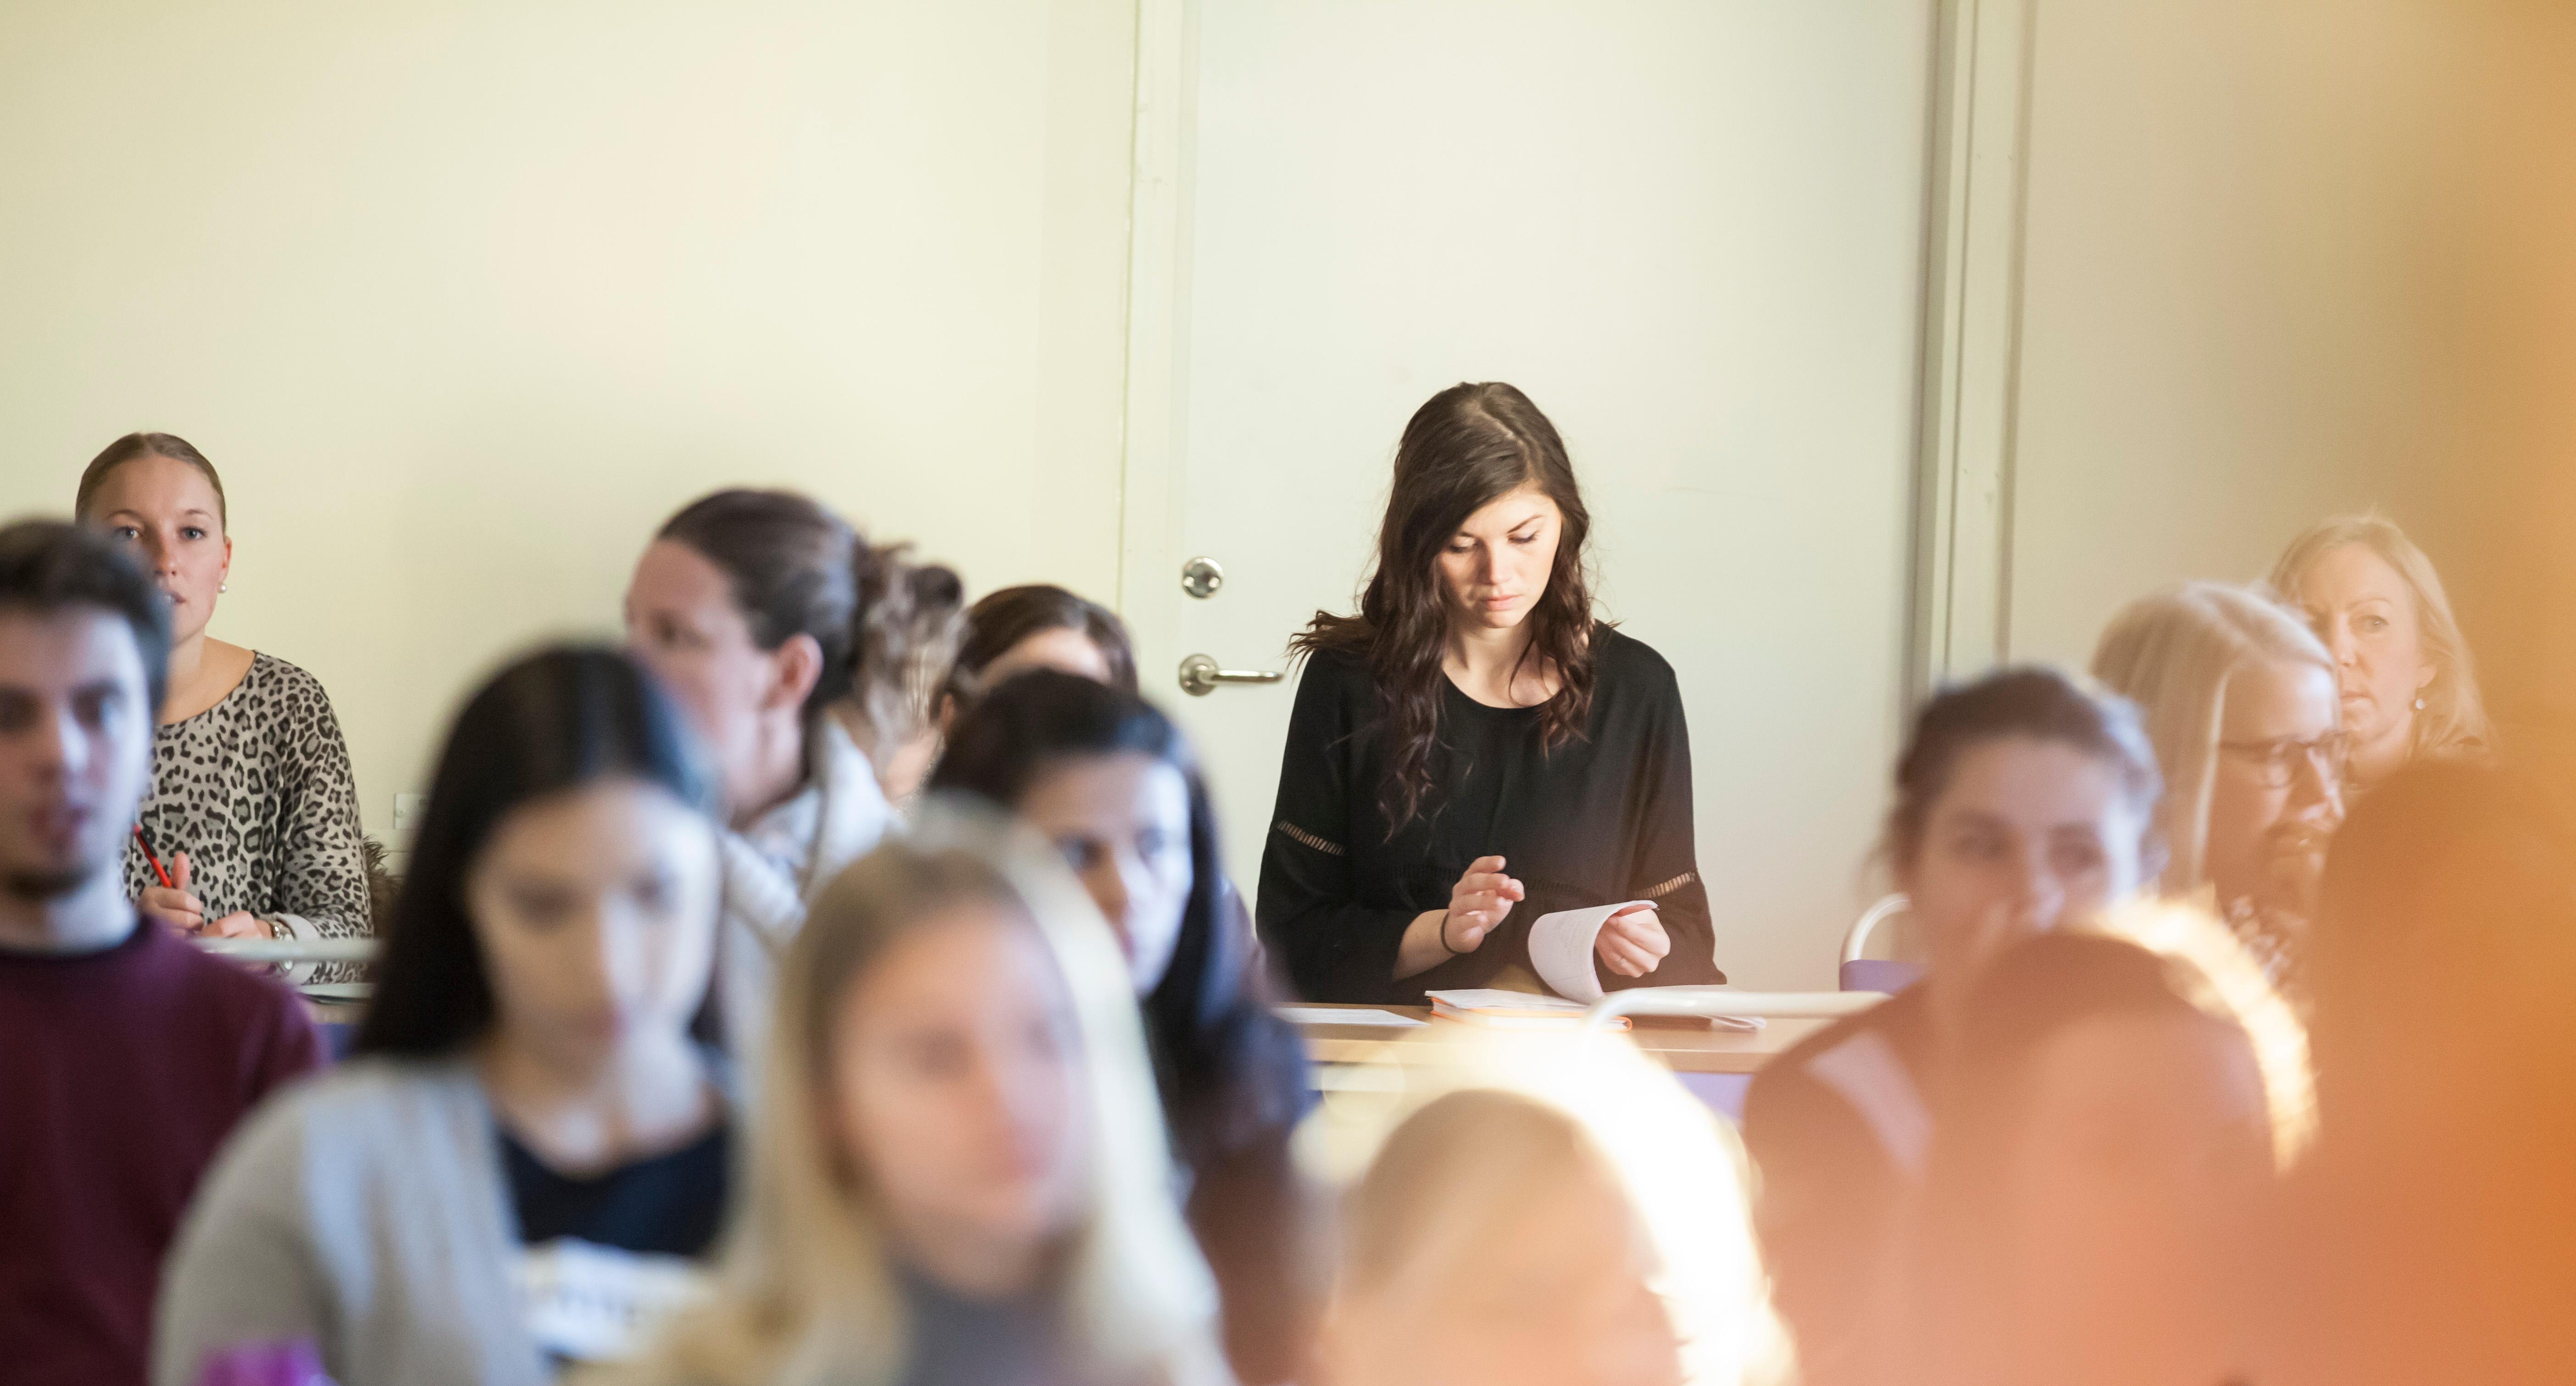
[1259,381,1721,1004]
[931,670,1320,1384]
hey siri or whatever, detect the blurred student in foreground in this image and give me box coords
[624,489,959,1068]
[1316,1033,1790,1386]
[2265,763,2576,1385]
[158,648,734,1386]
[1899,921,2305,1386]
[610,813,1230,1386]
[0,519,322,1386]
[929,670,1319,1383]
[1738,667,2161,1385]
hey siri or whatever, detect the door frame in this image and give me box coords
[1113,0,2036,709]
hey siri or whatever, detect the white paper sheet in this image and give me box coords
[1275,1006,1427,1028]
[1528,900,1652,1003]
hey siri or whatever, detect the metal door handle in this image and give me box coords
[1178,654,1285,697]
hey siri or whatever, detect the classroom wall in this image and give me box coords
[0,0,1141,832]
[2004,0,2450,670]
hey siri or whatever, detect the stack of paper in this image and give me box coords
[1424,988,1628,1031]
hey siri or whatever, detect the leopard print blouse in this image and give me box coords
[122,652,371,984]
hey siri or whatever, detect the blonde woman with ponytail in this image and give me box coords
[2093,582,2345,984]
[624,490,963,1071]
[609,807,1231,1386]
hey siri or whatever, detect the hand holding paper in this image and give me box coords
[1527,899,1667,1003]
[1595,904,1669,978]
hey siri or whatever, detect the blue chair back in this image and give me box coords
[1839,958,1926,994]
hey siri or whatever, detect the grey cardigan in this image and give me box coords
[156,1058,559,1386]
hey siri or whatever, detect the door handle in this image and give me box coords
[1178,654,1286,697]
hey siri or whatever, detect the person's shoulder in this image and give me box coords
[1744,986,1932,1120]
[1298,641,1374,686]
[241,1056,480,1155]
[1592,625,1677,686]
[245,651,338,704]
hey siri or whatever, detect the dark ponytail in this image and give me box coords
[655,489,962,738]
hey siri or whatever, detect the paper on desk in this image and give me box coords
[1528,900,1652,1004]
[1275,1006,1427,1028]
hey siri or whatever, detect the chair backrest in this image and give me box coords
[1838,958,1926,994]
[1842,892,1910,965]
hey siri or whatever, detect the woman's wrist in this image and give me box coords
[1393,908,1457,981]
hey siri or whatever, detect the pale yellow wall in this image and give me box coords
[0,0,1140,833]
[2004,0,2454,669]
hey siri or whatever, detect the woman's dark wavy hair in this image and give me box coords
[1290,382,1600,833]
[944,583,1139,709]
[355,646,717,1057]
[927,668,1312,1159]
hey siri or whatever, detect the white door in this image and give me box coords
[1122,0,1936,989]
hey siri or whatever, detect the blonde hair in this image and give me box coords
[2091,898,2317,1172]
[1317,1031,1792,1386]
[613,804,1227,1386]
[2269,512,2492,762]
[2090,582,2336,897]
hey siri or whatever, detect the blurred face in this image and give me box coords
[0,610,155,900]
[982,626,1115,688]
[624,539,814,813]
[2290,543,2434,768]
[1901,738,2148,989]
[1015,752,1194,994]
[89,455,229,647]
[2206,658,2344,913]
[465,779,721,1069]
[830,906,1089,1286]
[1438,484,1562,635]
[1325,1168,1680,1386]
[1992,1011,2273,1385]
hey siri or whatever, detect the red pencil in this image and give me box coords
[133,824,176,890]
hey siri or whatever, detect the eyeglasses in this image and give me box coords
[2219,731,2348,789]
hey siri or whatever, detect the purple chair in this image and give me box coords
[1839,894,1923,993]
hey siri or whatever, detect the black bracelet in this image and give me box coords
[1437,909,1463,957]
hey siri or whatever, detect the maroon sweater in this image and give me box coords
[0,917,323,1386]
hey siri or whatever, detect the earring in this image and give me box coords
[219,581,228,593]
[2414,696,2426,710]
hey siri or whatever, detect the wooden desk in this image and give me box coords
[1288,1003,1839,1075]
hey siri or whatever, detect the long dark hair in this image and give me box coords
[656,488,963,744]
[927,669,1311,1159]
[1291,383,1600,832]
[355,646,716,1057]
[944,584,1140,707]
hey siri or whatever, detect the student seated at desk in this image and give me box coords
[2268,514,2491,797]
[1318,1048,1791,1386]
[0,520,322,1386]
[1896,927,2294,1386]
[77,431,372,982]
[157,648,733,1386]
[625,489,959,1067]
[2093,582,2346,988]
[1258,382,1721,1004]
[930,670,1320,1384]
[1738,667,2161,1386]
[612,819,1231,1386]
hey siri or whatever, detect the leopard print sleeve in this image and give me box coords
[253,656,372,983]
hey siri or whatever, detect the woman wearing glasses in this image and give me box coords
[2093,582,2345,985]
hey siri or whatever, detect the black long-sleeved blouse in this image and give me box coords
[1255,625,1723,1003]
